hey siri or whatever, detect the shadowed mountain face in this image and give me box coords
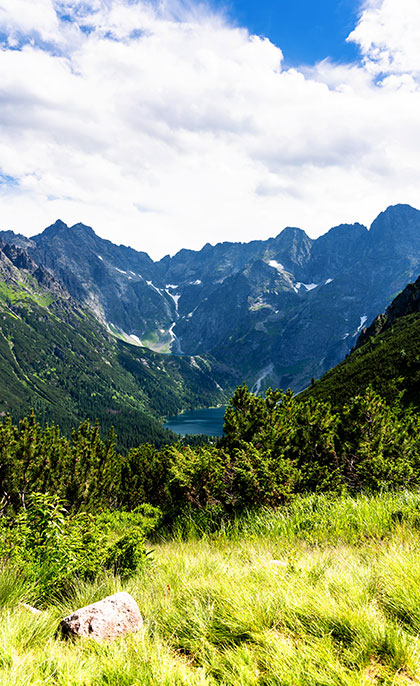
[3,203,420,393]
[301,269,420,409]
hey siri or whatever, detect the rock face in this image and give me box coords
[4,203,420,392]
[59,592,143,641]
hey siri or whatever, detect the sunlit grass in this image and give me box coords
[3,492,420,684]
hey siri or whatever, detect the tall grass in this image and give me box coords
[3,492,420,684]
[168,491,420,544]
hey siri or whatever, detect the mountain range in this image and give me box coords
[3,203,420,394]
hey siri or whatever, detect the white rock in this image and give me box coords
[59,591,143,641]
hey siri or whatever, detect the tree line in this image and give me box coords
[1,384,419,519]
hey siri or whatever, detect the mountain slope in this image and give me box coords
[302,273,420,408]
[0,243,237,448]
[3,204,420,393]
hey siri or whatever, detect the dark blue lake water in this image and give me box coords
[164,406,226,436]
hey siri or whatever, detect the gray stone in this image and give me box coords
[59,591,143,641]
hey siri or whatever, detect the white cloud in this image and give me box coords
[348,0,420,80]
[0,0,60,44]
[0,0,419,258]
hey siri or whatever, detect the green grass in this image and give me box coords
[4,492,420,684]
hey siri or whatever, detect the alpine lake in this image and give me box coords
[164,406,226,437]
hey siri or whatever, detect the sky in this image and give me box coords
[0,0,420,259]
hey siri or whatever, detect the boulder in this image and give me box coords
[59,591,143,640]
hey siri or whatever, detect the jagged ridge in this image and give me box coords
[3,203,420,393]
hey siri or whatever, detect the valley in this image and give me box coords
[0,240,238,449]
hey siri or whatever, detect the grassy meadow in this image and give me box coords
[4,493,420,685]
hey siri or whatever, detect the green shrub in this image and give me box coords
[231,444,296,508]
[96,503,162,538]
[339,388,419,491]
[166,445,230,511]
[3,493,152,603]
[105,530,150,579]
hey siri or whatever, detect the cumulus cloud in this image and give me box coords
[0,0,419,257]
[348,0,420,81]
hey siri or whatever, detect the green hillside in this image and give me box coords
[302,292,420,409]
[0,244,237,449]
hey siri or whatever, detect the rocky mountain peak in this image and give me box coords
[369,204,420,238]
[39,219,69,236]
[0,230,34,250]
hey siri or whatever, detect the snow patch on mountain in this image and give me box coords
[353,315,368,337]
[169,322,183,354]
[267,260,285,271]
[107,322,143,347]
[147,280,165,296]
[129,334,142,346]
[252,363,274,395]
[165,289,181,313]
[295,282,319,292]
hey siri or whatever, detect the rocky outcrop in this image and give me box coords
[59,592,143,641]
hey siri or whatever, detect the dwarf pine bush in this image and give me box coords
[1,493,155,603]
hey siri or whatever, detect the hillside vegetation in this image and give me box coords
[0,242,237,450]
[303,273,420,410]
[1,376,420,683]
[3,493,420,684]
[1,383,420,520]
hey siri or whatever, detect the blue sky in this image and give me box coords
[214,0,360,66]
[0,0,419,258]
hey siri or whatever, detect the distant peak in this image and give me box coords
[49,219,68,230]
[372,203,420,224]
[33,219,69,239]
[383,203,419,213]
[32,219,98,243]
[369,203,420,236]
[329,222,367,232]
[274,226,311,243]
[70,222,94,232]
[321,222,368,241]
[278,226,306,236]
